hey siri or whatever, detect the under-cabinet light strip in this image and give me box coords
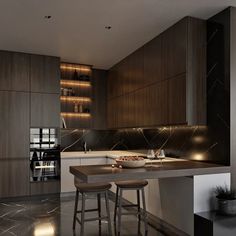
[60,96,91,103]
[60,65,91,72]
[60,80,91,87]
[61,112,91,118]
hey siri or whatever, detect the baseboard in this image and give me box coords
[108,190,189,236]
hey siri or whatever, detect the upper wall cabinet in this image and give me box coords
[162,18,187,79]
[31,93,60,127]
[30,55,60,94]
[0,51,30,92]
[107,17,206,128]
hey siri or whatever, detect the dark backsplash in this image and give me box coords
[61,9,230,166]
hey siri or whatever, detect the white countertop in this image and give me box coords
[61,150,147,159]
[60,150,186,163]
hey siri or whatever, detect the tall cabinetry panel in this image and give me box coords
[0,51,30,91]
[0,91,30,198]
[30,55,60,128]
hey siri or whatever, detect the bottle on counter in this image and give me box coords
[79,103,83,113]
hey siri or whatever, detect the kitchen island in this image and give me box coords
[69,159,230,183]
[68,154,230,236]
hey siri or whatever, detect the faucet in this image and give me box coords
[83,142,87,153]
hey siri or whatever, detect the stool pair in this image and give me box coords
[73,179,148,235]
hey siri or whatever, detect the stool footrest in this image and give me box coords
[76,216,109,224]
[121,204,138,208]
[76,208,98,213]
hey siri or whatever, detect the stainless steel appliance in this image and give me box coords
[30,128,60,182]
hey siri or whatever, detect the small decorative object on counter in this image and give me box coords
[74,103,79,113]
[215,185,236,216]
[116,156,146,168]
[112,164,115,168]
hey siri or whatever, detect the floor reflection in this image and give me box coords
[0,195,166,236]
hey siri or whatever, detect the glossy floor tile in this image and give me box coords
[0,195,166,236]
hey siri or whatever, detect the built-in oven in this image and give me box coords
[30,128,60,182]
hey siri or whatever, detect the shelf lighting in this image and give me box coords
[60,65,91,72]
[60,96,91,103]
[60,80,91,87]
[61,112,91,118]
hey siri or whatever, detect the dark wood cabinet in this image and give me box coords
[0,51,30,91]
[30,182,60,196]
[162,18,187,79]
[0,91,29,158]
[92,69,108,129]
[31,93,60,127]
[144,36,163,85]
[30,54,60,94]
[107,16,206,128]
[0,158,29,198]
[168,75,186,125]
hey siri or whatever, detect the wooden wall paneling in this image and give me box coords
[148,81,169,126]
[0,91,29,158]
[92,69,108,129]
[163,18,188,79]
[0,51,30,91]
[30,54,60,94]
[31,93,60,127]
[187,17,207,125]
[168,74,187,125]
[0,158,29,198]
[144,36,163,86]
[129,47,144,91]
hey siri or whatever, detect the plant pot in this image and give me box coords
[217,198,236,216]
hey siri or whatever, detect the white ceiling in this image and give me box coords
[0,0,235,69]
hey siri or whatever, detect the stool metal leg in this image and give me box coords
[105,191,112,235]
[73,189,79,230]
[80,193,86,236]
[117,189,123,235]
[141,188,148,233]
[137,190,141,222]
[97,193,101,229]
[114,186,119,222]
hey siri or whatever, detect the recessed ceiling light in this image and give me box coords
[105,26,112,30]
[44,15,52,19]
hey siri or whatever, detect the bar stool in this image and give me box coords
[114,180,148,235]
[73,179,112,236]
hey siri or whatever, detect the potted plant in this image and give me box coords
[215,185,236,216]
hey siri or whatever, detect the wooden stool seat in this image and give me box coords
[115,180,148,188]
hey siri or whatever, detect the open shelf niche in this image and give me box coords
[60,62,92,129]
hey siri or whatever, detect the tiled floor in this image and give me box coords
[0,195,166,236]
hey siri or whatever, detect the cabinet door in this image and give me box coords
[144,36,163,85]
[146,81,169,126]
[168,75,186,125]
[0,159,29,198]
[0,51,30,91]
[0,91,29,158]
[30,55,60,93]
[30,182,60,196]
[61,158,81,193]
[163,18,187,79]
[31,93,60,127]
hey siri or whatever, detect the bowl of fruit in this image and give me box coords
[116,156,146,168]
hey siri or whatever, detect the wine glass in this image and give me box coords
[158,149,165,166]
[147,149,155,167]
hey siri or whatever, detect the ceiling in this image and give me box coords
[0,0,235,69]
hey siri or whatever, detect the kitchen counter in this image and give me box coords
[70,160,230,183]
[61,150,148,159]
